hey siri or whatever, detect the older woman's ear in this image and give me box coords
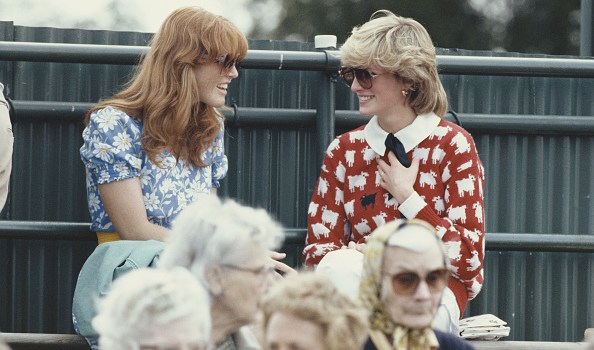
[204,265,225,298]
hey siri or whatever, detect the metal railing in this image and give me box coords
[1,39,594,342]
[10,100,594,135]
[1,220,594,253]
[2,41,594,160]
[2,41,594,77]
[1,40,594,249]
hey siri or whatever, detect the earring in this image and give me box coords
[401,90,408,97]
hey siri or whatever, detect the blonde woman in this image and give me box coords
[304,10,485,334]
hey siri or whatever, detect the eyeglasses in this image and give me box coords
[214,53,239,71]
[340,67,389,89]
[222,264,274,277]
[388,268,450,296]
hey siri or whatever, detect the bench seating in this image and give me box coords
[4,332,592,350]
[471,340,586,349]
[4,333,89,350]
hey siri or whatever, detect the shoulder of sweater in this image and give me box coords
[337,124,366,138]
[327,128,371,155]
[438,118,474,138]
[420,120,478,152]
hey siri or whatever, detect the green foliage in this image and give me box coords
[504,0,580,55]
[247,0,581,55]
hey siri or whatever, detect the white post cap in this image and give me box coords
[314,35,337,49]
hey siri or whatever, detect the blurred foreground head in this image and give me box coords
[93,267,210,350]
[159,195,285,343]
[260,271,368,350]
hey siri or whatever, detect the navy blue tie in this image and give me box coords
[384,133,411,168]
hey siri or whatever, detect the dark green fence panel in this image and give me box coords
[0,23,593,341]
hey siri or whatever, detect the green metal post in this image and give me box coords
[581,0,594,56]
[316,70,335,168]
[314,36,340,168]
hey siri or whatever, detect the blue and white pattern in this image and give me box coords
[80,106,228,232]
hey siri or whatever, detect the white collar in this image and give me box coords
[363,112,441,155]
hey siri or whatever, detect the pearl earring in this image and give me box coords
[401,90,408,97]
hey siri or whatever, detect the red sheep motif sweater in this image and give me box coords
[303,113,485,315]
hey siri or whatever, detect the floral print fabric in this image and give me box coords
[80,106,228,232]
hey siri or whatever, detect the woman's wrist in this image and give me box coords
[394,187,414,204]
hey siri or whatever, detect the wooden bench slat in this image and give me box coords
[3,333,89,350]
[4,332,593,350]
[471,340,586,350]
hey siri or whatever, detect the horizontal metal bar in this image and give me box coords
[11,100,594,135]
[1,221,593,252]
[288,230,594,252]
[11,100,93,121]
[0,41,339,70]
[243,50,340,71]
[0,221,94,241]
[9,101,321,126]
[437,55,594,78]
[447,113,594,135]
[0,41,147,65]
[1,41,594,77]
[486,233,594,253]
[223,106,316,126]
[338,111,594,135]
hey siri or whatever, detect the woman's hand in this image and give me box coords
[342,241,366,252]
[269,251,296,279]
[377,152,420,204]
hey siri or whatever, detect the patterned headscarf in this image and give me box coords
[358,219,440,350]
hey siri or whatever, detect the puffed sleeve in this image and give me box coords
[210,118,228,188]
[80,107,143,184]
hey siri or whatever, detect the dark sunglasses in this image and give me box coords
[214,53,239,70]
[340,67,388,89]
[389,268,450,296]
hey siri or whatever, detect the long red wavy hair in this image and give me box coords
[85,6,248,167]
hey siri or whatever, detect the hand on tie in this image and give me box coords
[384,133,411,167]
[377,152,420,204]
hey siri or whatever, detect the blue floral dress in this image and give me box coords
[80,106,228,232]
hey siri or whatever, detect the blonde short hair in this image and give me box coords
[340,10,448,116]
[260,272,368,350]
